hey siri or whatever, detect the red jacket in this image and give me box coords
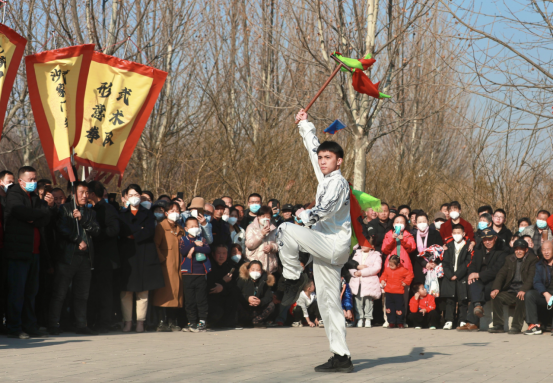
[380,264,414,294]
[381,230,416,272]
[439,217,475,242]
[409,294,436,313]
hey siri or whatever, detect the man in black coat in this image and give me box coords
[48,181,100,335]
[86,181,120,333]
[488,239,537,334]
[458,228,507,331]
[492,209,513,246]
[212,198,232,248]
[441,224,471,330]
[4,166,52,338]
[362,202,391,255]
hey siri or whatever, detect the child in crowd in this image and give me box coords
[341,277,355,326]
[292,280,322,328]
[235,261,276,327]
[408,283,440,329]
[380,255,414,328]
[349,229,382,328]
[441,224,470,330]
[179,217,211,332]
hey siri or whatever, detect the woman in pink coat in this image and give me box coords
[245,206,279,273]
[349,246,382,328]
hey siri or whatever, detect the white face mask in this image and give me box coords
[231,254,241,263]
[2,183,12,192]
[453,234,464,243]
[187,227,201,237]
[417,223,428,232]
[228,217,238,226]
[140,201,152,210]
[222,214,229,222]
[394,224,405,233]
[167,212,180,222]
[191,209,198,218]
[434,221,443,230]
[249,271,261,280]
[128,196,141,207]
[449,211,460,220]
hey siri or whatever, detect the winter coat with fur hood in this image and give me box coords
[235,262,275,309]
[348,249,382,299]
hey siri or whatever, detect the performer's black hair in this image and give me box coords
[317,141,344,159]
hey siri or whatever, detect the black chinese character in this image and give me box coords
[50,69,69,84]
[116,87,132,106]
[103,131,114,147]
[56,83,66,98]
[64,118,68,128]
[109,110,124,125]
[85,126,100,143]
[97,82,112,98]
[0,56,6,69]
[91,104,106,121]
[60,100,66,112]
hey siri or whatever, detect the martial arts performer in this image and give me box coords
[278,109,353,373]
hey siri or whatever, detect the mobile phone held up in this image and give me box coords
[176,192,184,200]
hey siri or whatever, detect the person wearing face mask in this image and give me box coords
[474,213,493,249]
[228,207,246,252]
[0,169,14,202]
[441,224,470,330]
[118,184,164,333]
[524,209,553,255]
[381,215,416,328]
[240,193,263,229]
[211,199,232,248]
[152,200,169,223]
[410,212,443,285]
[245,205,279,274]
[152,202,185,332]
[178,197,213,245]
[235,260,276,328]
[3,166,52,339]
[268,199,283,227]
[207,244,239,328]
[431,211,447,231]
[458,228,508,331]
[86,181,120,334]
[140,191,154,210]
[49,181,100,336]
[179,216,212,332]
[439,201,475,251]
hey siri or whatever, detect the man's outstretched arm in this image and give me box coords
[296,109,324,184]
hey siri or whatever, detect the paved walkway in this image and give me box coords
[1,326,552,382]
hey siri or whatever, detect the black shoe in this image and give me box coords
[169,324,181,332]
[8,331,29,339]
[76,327,98,336]
[488,326,505,333]
[197,322,207,332]
[508,328,521,335]
[281,277,305,306]
[26,328,48,337]
[156,322,171,332]
[48,327,63,335]
[314,355,354,373]
[95,326,111,334]
[253,322,267,329]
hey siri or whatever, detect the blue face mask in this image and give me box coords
[250,204,261,214]
[273,211,280,218]
[154,212,165,221]
[24,181,37,193]
[104,198,109,203]
[478,222,489,230]
[86,203,93,208]
[537,219,548,229]
[518,227,526,233]
[204,215,211,223]
[294,217,302,224]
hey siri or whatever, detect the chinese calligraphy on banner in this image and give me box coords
[0,24,27,139]
[26,44,94,181]
[73,51,167,185]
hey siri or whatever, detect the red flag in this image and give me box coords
[352,69,381,99]
[350,189,371,249]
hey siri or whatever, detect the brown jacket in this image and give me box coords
[153,219,184,307]
[245,217,278,273]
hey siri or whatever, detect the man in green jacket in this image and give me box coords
[488,238,538,334]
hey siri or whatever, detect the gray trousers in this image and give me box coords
[355,295,374,320]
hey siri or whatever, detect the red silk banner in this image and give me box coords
[25,44,94,181]
[0,24,27,139]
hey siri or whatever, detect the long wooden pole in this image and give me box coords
[295,54,353,123]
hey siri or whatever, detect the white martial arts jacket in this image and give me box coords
[298,120,352,256]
